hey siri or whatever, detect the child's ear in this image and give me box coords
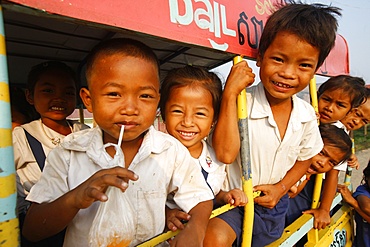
[256,54,262,67]
[25,89,34,105]
[80,88,93,113]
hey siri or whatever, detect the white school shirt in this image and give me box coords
[13,119,89,213]
[27,126,214,247]
[195,140,226,195]
[223,83,323,190]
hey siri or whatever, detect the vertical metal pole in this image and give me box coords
[307,77,321,244]
[233,56,253,247]
[0,5,19,247]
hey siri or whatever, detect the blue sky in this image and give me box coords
[310,0,370,84]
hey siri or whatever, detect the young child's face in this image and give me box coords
[341,100,370,130]
[83,55,160,145]
[28,69,76,122]
[318,89,352,124]
[164,85,214,157]
[308,143,346,175]
[257,31,319,104]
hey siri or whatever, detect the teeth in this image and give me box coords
[273,81,292,88]
[51,107,65,111]
[179,131,195,137]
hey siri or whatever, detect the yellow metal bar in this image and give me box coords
[305,203,354,247]
[307,77,322,244]
[233,56,254,247]
[0,5,19,247]
[137,191,261,247]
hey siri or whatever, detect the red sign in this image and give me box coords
[10,0,278,58]
[317,34,349,76]
[8,0,349,76]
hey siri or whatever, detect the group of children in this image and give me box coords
[12,1,370,247]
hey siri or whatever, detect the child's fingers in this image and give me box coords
[229,190,247,206]
[167,211,189,231]
[86,187,109,202]
[110,166,139,182]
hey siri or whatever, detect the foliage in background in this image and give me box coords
[354,124,369,151]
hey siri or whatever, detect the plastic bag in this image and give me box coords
[89,126,136,247]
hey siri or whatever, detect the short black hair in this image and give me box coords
[85,38,159,87]
[27,61,78,94]
[159,65,222,122]
[258,1,341,69]
[318,75,366,109]
[319,124,352,164]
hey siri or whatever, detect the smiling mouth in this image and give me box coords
[50,106,66,111]
[179,131,196,137]
[272,81,293,88]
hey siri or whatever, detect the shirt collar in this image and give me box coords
[61,126,173,168]
[249,82,314,127]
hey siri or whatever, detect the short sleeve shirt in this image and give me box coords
[224,83,323,189]
[27,126,214,246]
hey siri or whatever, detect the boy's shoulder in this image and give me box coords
[13,119,45,144]
[353,184,370,198]
[292,95,317,120]
[61,127,100,151]
[68,119,90,131]
[145,126,189,154]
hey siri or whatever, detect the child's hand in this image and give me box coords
[337,184,357,206]
[347,154,359,170]
[222,188,247,206]
[72,166,138,209]
[303,208,330,230]
[165,207,190,232]
[253,184,284,209]
[224,60,255,96]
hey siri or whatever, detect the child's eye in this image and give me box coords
[42,89,53,93]
[172,109,183,114]
[338,103,347,108]
[140,94,154,99]
[272,57,283,62]
[321,97,330,102]
[196,112,206,117]
[329,160,337,167]
[300,63,313,68]
[107,92,120,97]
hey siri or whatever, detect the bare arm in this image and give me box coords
[212,61,255,164]
[171,200,213,247]
[254,159,312,208]
[303,169,339,229]
[338,184,370,223]
[23,167,138,241]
